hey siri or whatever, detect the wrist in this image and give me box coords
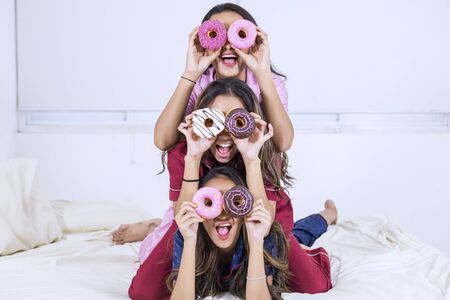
[184,237,197,246]
[182,70,201,82]
[185,153,202,163]
[244,157,261,167]
[248,238,264,252]
[253,68,272,81]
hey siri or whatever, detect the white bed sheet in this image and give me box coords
[0,217,449,300]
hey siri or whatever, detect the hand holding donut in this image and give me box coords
[175,201,204,241]
[245,199,272,245]
[232,112,274,162]
[178,113,217,159]
[184,26,221,81]
[232,27,271,76]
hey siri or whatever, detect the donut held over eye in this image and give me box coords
[227,19,257,49]
[192,108,226,139]
[192,187,224,219]
[198,20,227,51]
[223,185,254,218]
[225,108,255,139]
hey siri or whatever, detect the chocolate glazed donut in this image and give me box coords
[225,108,255,139]
[223,185,254,217]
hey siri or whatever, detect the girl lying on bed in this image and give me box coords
[168,165,290,300]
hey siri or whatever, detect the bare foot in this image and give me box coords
[112,218,162,245]
[319,200,338,226]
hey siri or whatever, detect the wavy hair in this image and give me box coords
[166,166,290,299]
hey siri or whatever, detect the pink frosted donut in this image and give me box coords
[227,19,257,49]
[198,20,227,51]
[192,187,224,219]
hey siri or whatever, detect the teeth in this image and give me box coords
[221,55,237,59]
[218,144,231,148]
[217,223,231,227]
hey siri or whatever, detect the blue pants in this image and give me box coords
[292,214,328,247]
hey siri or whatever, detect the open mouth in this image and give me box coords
[215,222,232,240]
[216,143,233,158]
[220,54,238,67]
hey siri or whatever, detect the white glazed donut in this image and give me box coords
[192,107,226,139]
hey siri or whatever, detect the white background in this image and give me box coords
[1,0,450,254]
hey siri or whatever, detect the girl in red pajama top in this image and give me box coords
[128,79,332,300]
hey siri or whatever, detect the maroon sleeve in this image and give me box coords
[167,142,187,201]
[265,184,294,235]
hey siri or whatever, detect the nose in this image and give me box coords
[215,208,230,220]
[217,128,230,137]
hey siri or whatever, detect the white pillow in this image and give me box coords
[50,199,154,233]
[0,159,63,255]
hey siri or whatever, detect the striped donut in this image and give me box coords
[192,108,226,139]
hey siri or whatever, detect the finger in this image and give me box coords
[178,211,201,224]
[177,122,189,135]
[185,114,194,126]
[208,49,221,61]
[263,123,274,141]
[176,202,197,218]
[189,27,199,45]
[247,211,271,223]
[183,216,204,228]
[249,112,261,120]
[231,46,249,61]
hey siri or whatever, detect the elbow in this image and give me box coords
[276,135,293,152]
[153,132,171,151]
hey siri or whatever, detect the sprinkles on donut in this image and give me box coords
[223,185,254,218]
[225,108,255,139]
[198,20,227,51]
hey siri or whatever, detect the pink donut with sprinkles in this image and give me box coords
[192,187,224,219]
[227,19,257,49]
[198,20,227,51]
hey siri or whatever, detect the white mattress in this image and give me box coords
[0,217,449,300]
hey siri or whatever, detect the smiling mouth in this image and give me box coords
[220,54,238,67]
[216,143,233,157]
[216,223,232,240]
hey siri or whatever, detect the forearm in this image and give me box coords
[244,159,275,221]
[174,155,201,215]
[170,240,196,300]
[255,72,294,152]
[246,240,271,300]
[154,75,197,151]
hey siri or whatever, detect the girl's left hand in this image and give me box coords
[245,199,272,244]
[232,27,271,76]
[233,113,273,162]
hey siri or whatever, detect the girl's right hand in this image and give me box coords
[178,113,216,159]
[175,202,204,241]
[183,27,221,81]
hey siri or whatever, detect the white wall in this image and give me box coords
[0,0,17,159]
[15,131,450,254]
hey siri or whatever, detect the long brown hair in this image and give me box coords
[198,78,293,189]
[166,166,290,299]
[159,79,294,190]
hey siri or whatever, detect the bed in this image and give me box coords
[1,160,449,299]
[1,213,449,300]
